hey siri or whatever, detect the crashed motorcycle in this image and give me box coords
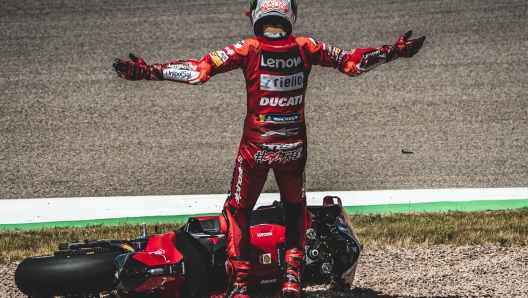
[15,196,361,298]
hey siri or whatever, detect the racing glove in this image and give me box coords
[391,30,425,59]
[113,53,151,80]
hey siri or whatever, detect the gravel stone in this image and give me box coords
[3,246,528,297]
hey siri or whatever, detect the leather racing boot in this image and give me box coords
[282,247,305,298]
[211,256,251,298]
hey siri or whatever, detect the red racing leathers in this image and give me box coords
[117,32,412,260]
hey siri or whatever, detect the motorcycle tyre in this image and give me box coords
[15,251,123,297]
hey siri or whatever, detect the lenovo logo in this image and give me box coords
[259,50,304,72]
[260,56,302,70]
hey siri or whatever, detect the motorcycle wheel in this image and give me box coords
[15,251,123,297]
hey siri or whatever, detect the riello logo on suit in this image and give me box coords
[260,72,304,91]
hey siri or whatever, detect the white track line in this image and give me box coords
[1,188,527,224]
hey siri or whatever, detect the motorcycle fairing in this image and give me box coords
[132,232,183,266]
[248,222,285,288]
[117,230,213,297]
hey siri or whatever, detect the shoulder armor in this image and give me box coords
[295,37,321,54]
[233,38,260,56]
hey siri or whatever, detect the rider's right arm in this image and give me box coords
[151,39,259,84]
[113,53,239,84]
[113,39,258,85]
[147,59,213,85]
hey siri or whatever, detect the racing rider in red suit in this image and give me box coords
[113,1,425,297]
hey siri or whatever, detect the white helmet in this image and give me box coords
[248,0,298,36]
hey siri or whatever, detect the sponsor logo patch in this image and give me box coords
[224,47,235,56]
[259,50,303,72]
[323,44,346,65]
[260,72,304,91]
[261,127,299,137]
[362,49,383,59]
[257,141,303,150]
[260,254,273,265]
[148,249,170,263]
[254,148,303,164]
[235,156,243,204]
[257,232,273,237]
[260,95,303,107]
[165,63,192,70]
[209,51,224,67]
[358,49,387,72]
[259,113,301,124]
[260,0,288,12]
[261,278,277,284]
[163,69,200,82]
[216,50,229,62]
[234,40,244,49]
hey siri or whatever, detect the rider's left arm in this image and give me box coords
[298,31,425,77]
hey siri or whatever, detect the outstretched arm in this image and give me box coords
[299,31,425,77]
[113,46,244,84]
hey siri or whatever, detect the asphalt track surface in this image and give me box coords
[1,0,527,200]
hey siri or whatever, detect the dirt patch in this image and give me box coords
[352,246,528,298]
[3,246,527,297]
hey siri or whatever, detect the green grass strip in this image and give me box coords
[344,199,528,215]
[2,199,527,231]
